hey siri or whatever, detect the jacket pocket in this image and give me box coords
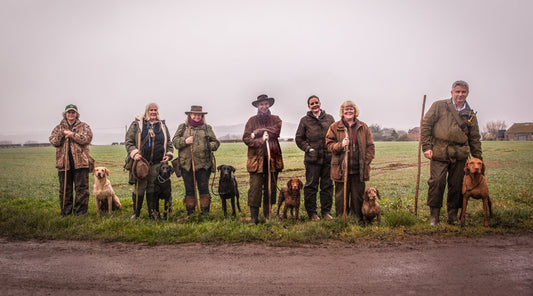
[304,149,319,164]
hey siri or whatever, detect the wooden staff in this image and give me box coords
[414,94,427,216]
[343,134,349,226]
[265,137,272,220]
[62,138,69,215]
[189,128,200,213]
[134,132,141,217]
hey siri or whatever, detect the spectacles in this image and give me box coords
[309,101,320,106]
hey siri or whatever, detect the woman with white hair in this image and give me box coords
[125,102,173,220]
[325,100,375,221]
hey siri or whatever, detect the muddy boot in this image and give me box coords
[430,207,440,226]
[263,205,271,220]
[248,206,259,225]
[184,195,197,219]
[200,194,211,216]
[146,193,160,221]
[447,208,459,225]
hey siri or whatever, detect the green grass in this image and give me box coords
[0,141,532,244]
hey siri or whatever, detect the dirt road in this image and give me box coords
[1,235,532,295]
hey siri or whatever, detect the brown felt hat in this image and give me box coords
[185,105,208,115]
[251,94,275,107]
[132,157,150,180]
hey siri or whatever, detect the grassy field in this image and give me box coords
[0,141,531,244]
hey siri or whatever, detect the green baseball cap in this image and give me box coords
[65,104,78,112]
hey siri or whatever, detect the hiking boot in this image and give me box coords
[430,207,440,226]
[322,213,333,221]
[310,214,320,221]
[248,207,259,225]
[447,208,459,225]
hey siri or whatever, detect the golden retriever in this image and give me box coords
[93,167,121,217]
[461,158,492,227]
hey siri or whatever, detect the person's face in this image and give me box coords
[66,110,77,122]
[343,106,355,121]
[308,97,321,113]
[148,106,158,121]
[451,85,469,106]
[190,113,202,121]
[257,100,270,113]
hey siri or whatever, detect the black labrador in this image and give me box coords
[154,162,174,219]
[217,165,241,217]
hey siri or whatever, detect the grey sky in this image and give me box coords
[1,0,532,144]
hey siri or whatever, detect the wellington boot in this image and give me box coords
[248,207,259,225]
[430,207,440,226]
[447,208,459,225]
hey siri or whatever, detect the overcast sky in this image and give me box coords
[1,0,532,144]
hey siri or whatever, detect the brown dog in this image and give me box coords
[362,187,381,224]
[461,158,492,227]
[93,167,122,217]
[277,177,303,219]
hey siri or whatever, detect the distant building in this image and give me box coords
[408,127,420,140]
[505,123,533,141]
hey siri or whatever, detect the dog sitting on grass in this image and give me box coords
[93,167,121,217]
[361,187,381,225]
[277,177,303,219]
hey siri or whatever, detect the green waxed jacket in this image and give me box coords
[172,123,220,172]
[421,98,482,162]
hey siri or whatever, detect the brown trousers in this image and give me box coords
[58,168,90,216]
[334,174,365,220]
[426,159,467,210]
[247,172,278,208]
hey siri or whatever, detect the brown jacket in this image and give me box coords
[325,119,375,182]
[243,114,284,173]
[49,119,93,171]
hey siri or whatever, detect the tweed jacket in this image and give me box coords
[325,119,375,182]
[421,98,482,162]
[49,119,93,171]
[172,123,220,172]
[295,110,335,165]
[243,114,284,173]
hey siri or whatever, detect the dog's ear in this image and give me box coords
[105,168,110,176]
[481,161,486,175]
[287,180,292,188]
[363,190,369,201]
[169,165,175,174]
[464,160,470,175]
[376,189,381,199]
[217,165,222,171]
[298,179,303,190]
[231,166,235,173]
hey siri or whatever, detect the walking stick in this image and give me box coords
[62,138,69,215]
[265,138,272,220]
[189,129,200,213]
[414,95,426,216]
[343,134,349,226]
[134,132,141,217]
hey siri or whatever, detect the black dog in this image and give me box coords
[154,163,174,219]
[217,165,241,217]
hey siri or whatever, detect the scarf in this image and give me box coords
[257,110,271,127]
[188,116,204,127]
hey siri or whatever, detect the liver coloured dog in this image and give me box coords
[277,177,303,219]
[461,157,492,227]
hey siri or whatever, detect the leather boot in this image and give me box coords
[200,194,211,216]
[447,208,459,225]
[248,207,259,225]
[184,195,197,218]
[146,193,160,221]
[430,207,440,226]
[263,205,271,220]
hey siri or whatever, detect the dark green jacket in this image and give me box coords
[421,98,482,162]
[173,123,220,172]
[295,110,335,165]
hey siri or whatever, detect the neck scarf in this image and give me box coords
[189,116,204,127]
[257,110,271,127]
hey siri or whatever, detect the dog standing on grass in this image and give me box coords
[362,187,381,225]
[277,177,303,219]
[93,167,121,217]
[217,165,241,217]
[461,157,492,227]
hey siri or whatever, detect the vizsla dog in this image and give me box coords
[362,187,381,224]
[93,167,121,217]
[217,165,241,217]
[461,157,492,227]
[277,177,303,219]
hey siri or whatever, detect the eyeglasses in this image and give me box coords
[309,101,320,106]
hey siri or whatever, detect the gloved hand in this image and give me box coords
[262,132,269,142]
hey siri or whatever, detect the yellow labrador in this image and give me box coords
[93,167,121,217]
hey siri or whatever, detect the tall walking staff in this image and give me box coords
[189,128,200,213]
[265,135,272,220]
[343,134,349,226]
[414,95,427,216]
[134,132,141,217]
[62,138,69,215]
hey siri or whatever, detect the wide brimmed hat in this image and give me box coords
[185,105,208,115]
[132,157,150,180]
[252,94,275,107]
[65,104,78,113]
